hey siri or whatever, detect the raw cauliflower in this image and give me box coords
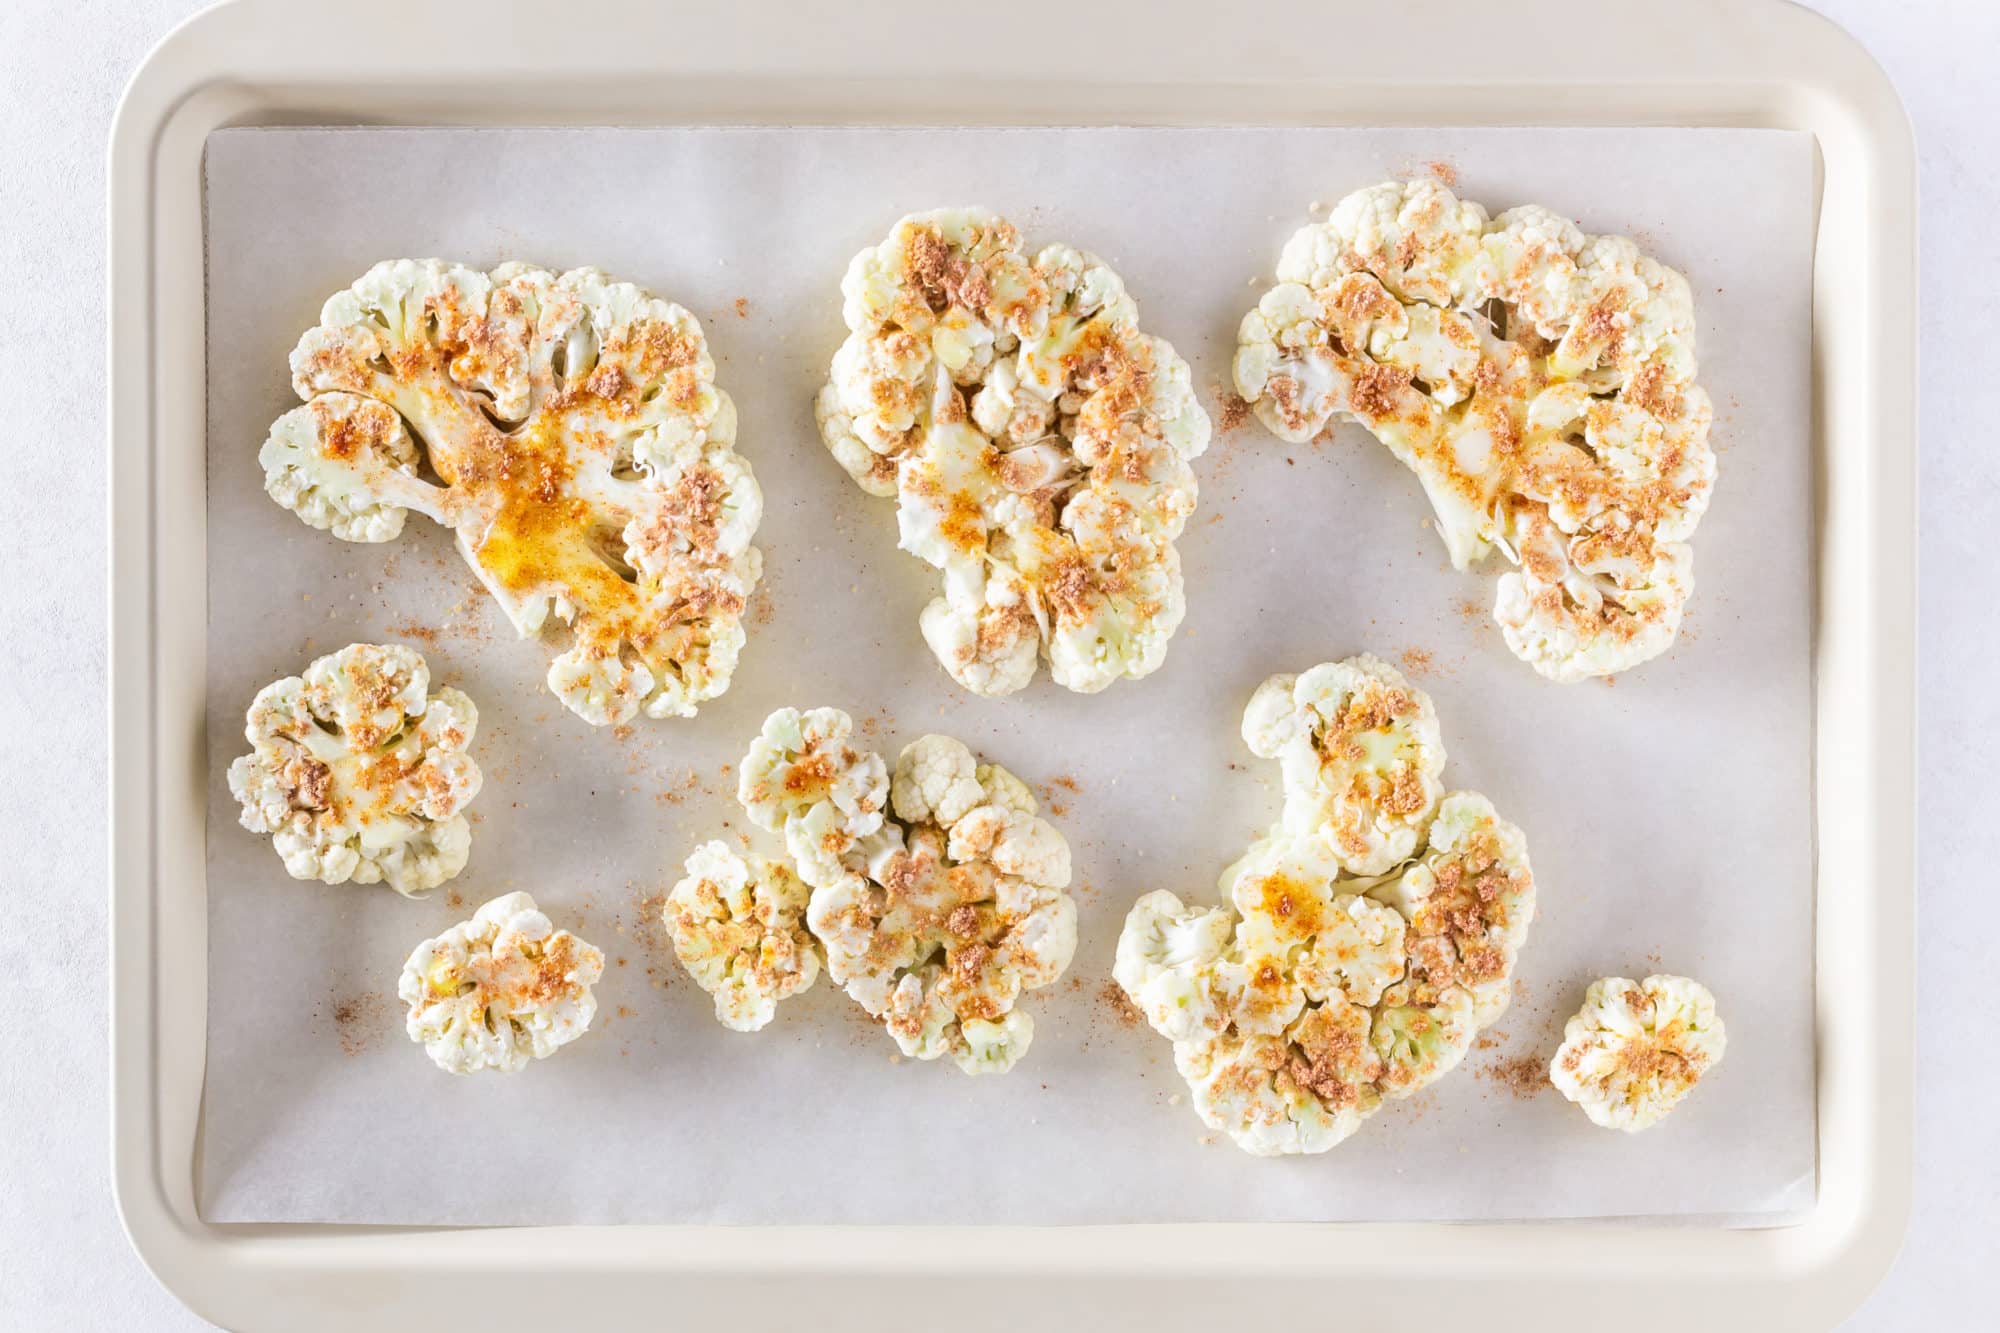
[1550,974,1726,1131]
[816,208,1210,697]
[399,891,604,1074]
[261,259,763,726]
[667,841,819,1032]
[1114,656,1536,1154]
[736,706,891,889]
[225,642,481,896]
[738,716,1077,1074]
[1234,181,1715,681]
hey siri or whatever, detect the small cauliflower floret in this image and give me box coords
[736,707,890,888]
[666,841,819,1032]
[1113,890,1239,1042]
[262,259,763,726]
[398,891,604,1074]
[1369,791,1535,1027]
[1119,656,1535,1154]
[783,727,1076,1075]
[1242,656,1445,875]
[1551,974,1727,1131]
[1235,181,1716,681]
[818,207,1210,697]
[1175,997,1383,1156]
[225,643,481,896]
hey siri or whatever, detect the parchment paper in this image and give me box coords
[200,126,1815,1226]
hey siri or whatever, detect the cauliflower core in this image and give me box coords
[1114,657,1535,1154]
[667,841,819,1032]
[226,643,481,896]
[261,260,763,726]
[1234,182,1715,682]
[733,712,1077,1073]
[816,209,1211,697]
[399,891,605,1074]
[1550,974,1726,1131]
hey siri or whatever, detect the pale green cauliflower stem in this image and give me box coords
[1233,180,1716,682]
[1550,974,1726,1131]
[667,841,820,1032]
[398,891,605,1075]
[815,207,1211,697]
[225,642,482,896]
[739,719,1076,1075]
[261,259,763,727]
[1115,656,1537,1154]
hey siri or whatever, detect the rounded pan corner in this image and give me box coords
[1761,0,1917,163]
[109,1153,239,1333]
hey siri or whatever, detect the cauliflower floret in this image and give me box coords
[1115,659,1535,1152]
[777,729,1076,1075]
[262,259,763,726]
[818,208,1210,697]
[736,707,890,888]
[1550,974,1727,1131]
[666,841,819,1032]
[1235,181,1716,681]
[398,891,604,1074]
[1242,656,1445,875]
[225,643,481,896]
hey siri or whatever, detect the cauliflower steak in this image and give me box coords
[226,642,482,896]
[261,260,763,726]
[1550,973,1726,1131]
[1114,655,1536,1154]
[399,891,605,1074]
[690,712,1077,1073]
[816,209,1211,697]
[1234,182,1716,681]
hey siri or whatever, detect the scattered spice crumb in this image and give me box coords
[1481,1054,1550,1100]
[1455,597,1484,622]
[1100,980,1143,1029]
[1398,647,1437,678]
[445,889,465,909]
[1214,391,1251,434]
[329,991,386,1057]
[734,296,750,318]
[1426,158,1458,187]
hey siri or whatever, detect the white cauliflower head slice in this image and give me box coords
[1234,180,1715,681]
[736,707,890,888]
[1550,974,1726,1131]
[796,732,1076,1075]
[225,642,481,896]
[667,841,819,1032]
[818,207,1210,698]
[398,891,604,1074]
[263,258,763,726]
[1117,660,1535,1152]
[1242,655,1445,875]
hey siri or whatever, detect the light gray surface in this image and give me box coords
[198,125,1813,1227]
[0,0,1983,1325]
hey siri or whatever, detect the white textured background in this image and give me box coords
[0,0,1983,1326]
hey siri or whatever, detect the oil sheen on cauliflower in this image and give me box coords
[1234,181,1716,682]
[815,208,1211,697]
[1114,656,1536,1154]
[1550,974,1726,1131]
[399,891,605,1074]
[667,841,819,1032]
[261,260,763,726]
[737,716,1077,1074]
[225,642,481,896]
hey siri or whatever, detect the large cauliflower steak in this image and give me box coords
[816,208,1211,697]
[738,713,1078,1074]
[1550,973,1726,1131]
[1114,655,1537,1154]
[1234,181,1715,681]
[399,891,605,1075]
[226,642,482,896]
[262,259,764,726]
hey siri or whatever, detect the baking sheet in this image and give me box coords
[199,126,1815,1226]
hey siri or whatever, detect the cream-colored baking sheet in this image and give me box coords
[199,126,1814,1225]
